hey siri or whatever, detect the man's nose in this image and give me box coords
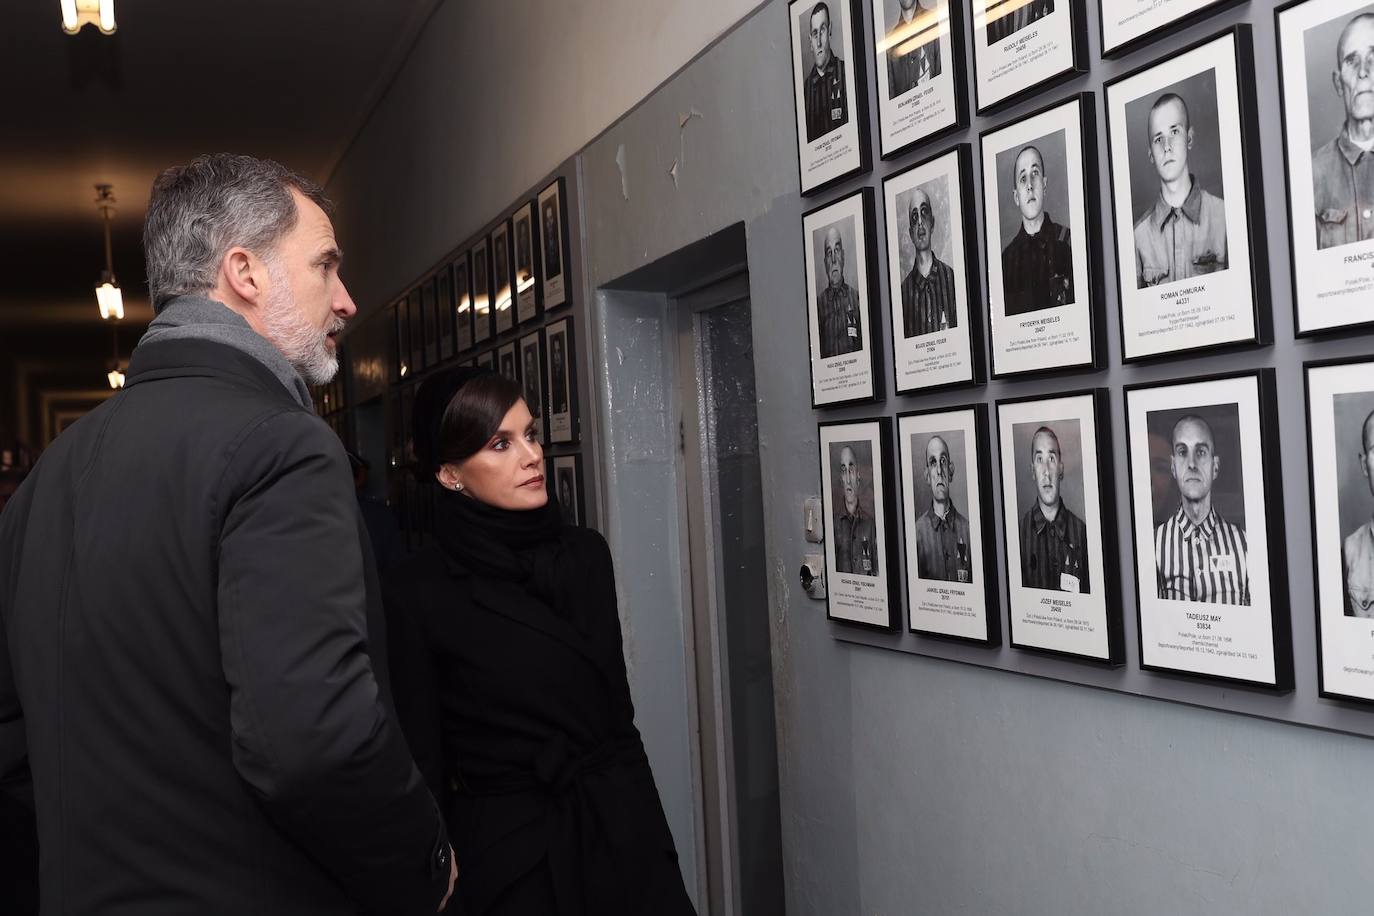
[334,280,358,318]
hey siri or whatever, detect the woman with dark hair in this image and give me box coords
[385,367,695,916]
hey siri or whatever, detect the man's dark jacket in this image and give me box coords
[0,338,449,914]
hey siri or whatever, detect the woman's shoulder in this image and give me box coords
[383,543,464,605]
[563,525,612,564]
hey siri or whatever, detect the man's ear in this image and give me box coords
[220,247,267,306]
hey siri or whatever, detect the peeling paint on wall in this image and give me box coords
[615,144,629,200]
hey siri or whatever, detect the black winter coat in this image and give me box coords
[0,339,450,915]
[385,529,695,916]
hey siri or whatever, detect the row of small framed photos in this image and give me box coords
[789,0,1244,195]
[393,177,572,381]
[819,358,1374,704]
[806,12,1374,407]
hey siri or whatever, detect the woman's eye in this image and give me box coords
[492,438,508,450]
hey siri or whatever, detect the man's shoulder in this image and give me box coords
[1061,503,1089,535]
[1196,185,1226,217]
[1345,521,1374,562]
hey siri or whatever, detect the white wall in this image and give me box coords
[327,0,764,313]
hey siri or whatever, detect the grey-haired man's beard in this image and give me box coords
[260,261,343,384]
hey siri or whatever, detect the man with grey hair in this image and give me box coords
[1313,13,1374,250]
[0,154,456,913]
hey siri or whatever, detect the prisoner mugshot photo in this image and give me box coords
[1333,390,1374,616]
[812,214,864,359]
[1304,4,1374,252]
[829,439,880,577]
[983,0,1054,45]
[1144,403,1250,606]
[882,0,944,99]
[798,1,851,142]
[1123,68,1228,289]
[909,428,972,584]
[1011,418,1089,594]
[994,128,1076,316]
[895,173,958,338]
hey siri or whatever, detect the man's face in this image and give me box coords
[810,8,832,69]
[1170,417,1219,503]
[824,227,846,287]
[1147,97,1192,185]
[259,189,357,384]
[839,446,860,515]
[898,0,917,11]
[552,339,564,375]
[909,189,934,253]
[1012,147,1046,223]
[1335,16,1374,123]
[544,204,557,240]
[925,436,953,503]
[1030,430,1063,510]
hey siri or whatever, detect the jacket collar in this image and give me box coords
[437,549,612,681]
[1150,176,1204,231]
[123,337,305,410]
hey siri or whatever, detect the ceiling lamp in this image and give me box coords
[94,184,123,320]
[107,366,126,389]
[60,0,116,35]
[106,322,125,389]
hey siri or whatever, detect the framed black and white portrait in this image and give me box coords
[538,177,571,310]
[471,238,493,345]
[971,0,1086,114]
[869,0,968,159]
[453,251,474,354]
[1278,0,1374,336]
[803,188,883,407]
[1101,0,1243,59]
[897,405,999,644]
[789,0,872,195]
[513,200,542,325]
[883,144,983,393]
[436,265,455,362]
[497,341,518,386]
[1124,370,1293,690]
[492,220,515,336]
[548,455,585,527]
[996,389,1123,664]
[818,418,900,629]
[1105,26,1269,363]
[545,317,579,444]
[518,328,547,443]
[1305,357,1374,702]
[980,93,1103,378]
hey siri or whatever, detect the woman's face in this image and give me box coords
[441,399,547,511]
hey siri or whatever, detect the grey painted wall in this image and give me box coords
[575,0,1374,913]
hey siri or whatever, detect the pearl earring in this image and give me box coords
[454,482,464,492]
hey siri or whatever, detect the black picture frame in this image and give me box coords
[496,341,518,385]
[994,387,1124,666]
[971,0,1088,116]
[492,220,515,336]
[816,416,901,631]
[1122,368,1294,691]
[539,176,572,311]
[788,0,874,197]
[882,143,985,395]
[453,250,474,354]
[545,316,580,445]
[979,91,1106,380]
[802,186,885,408]
[513,199,543,326]
[1100,0,1245,60]
[518,327,548,443]
[548,454,586,527]
[1103,24,1271,365]
[436,263,455,363]
[471,238,494,345]
[1303,354,1374,705]
[393,298,410,382]
[1275,0,1374,339]
[895,402,1001,646]
[870,0,970,161]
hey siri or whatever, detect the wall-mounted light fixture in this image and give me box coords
[61,0,116,35]
[94,185,123,321]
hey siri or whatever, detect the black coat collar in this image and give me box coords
[125,338,303,409]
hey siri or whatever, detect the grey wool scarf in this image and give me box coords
[137,295,314,410]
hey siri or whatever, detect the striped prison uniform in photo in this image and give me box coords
[1154,506,1250,606]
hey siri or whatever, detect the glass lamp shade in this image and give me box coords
[96,280,124,320]
[107,366,126,389]
[61,0,116,35]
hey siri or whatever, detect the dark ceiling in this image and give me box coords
[0,0,442,329]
